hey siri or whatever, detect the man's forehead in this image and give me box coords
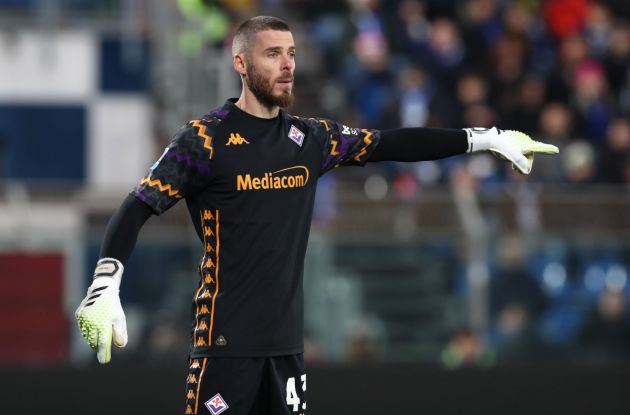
[253,30,295,50]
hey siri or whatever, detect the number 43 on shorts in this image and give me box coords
[285,374,306,413]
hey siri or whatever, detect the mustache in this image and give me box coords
[276,73,294,82]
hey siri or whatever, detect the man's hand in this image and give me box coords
[75,258,128,364]
[464,127,559,174]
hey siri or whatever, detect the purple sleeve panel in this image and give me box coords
[130,118,217,215]
[315,118,381,175]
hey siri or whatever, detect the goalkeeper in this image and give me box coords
[75,15,558,415]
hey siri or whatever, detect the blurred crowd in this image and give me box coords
[442,235,630,367]
[281,0,630,186]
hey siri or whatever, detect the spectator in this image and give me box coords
[489,33,530,124]
[583,2,614,58]
[305,2,353,76]
[511,74,547,135]
[390,0,430,56]
[598,117,630,183]
[382,65,450,129]
[603,23,630,102]
[345,0,397,128]
[489,235,548,320]
[569,59,614,142]
[577,289,630,363]
[543,0,588,40]
[562,140,597,183]
[416,18,466,97]
[546,35,589,102]
[463,0,503,50]
[503,1,555,74]
[441,327,494,369]
[461,103,497,129]
[531,102,573,182]
[343,316,386,363]
[493,302,562,364]
[455,72,490,124]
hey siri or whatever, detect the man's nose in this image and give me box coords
[281,55,294,71]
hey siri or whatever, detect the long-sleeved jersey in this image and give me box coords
[132,99,381,357]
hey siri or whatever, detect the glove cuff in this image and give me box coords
[463,127,498,153]
[92,257,124,288]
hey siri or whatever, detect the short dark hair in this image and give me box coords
[232,16,291,56]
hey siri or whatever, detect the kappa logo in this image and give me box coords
[226,133,250,146]
[200,304,210,314]
[205,393,229,415]
[190,360,200,369]
[236,165,310,191]
[197,320,208,331]
[187,389,195,400]
[288,125,305,146]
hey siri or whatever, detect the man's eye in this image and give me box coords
[268,52,278,57]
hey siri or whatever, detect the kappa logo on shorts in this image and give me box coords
[205,393,229,415]
[288,125,305,147]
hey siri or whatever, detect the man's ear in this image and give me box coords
[234,53,247,77]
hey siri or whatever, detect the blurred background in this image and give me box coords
[1,0,629,413]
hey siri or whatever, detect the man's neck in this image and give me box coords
[234,90,279,119]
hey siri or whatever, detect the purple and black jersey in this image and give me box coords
[132,99,380,357]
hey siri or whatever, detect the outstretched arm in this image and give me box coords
[369,127,468,162]
[369,126,559,174]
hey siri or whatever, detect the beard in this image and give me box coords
[245,63,294,109]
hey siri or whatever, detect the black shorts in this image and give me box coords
[184,354,307,415]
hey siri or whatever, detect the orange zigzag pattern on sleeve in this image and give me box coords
[140,176,182,198]
[191,120,214,159]
[354,129,373,162]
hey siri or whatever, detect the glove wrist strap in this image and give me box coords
[92,257,124,287]
[463,127,496,153]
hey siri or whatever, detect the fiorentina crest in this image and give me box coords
[288,125,305,147]
[205,393,229,415]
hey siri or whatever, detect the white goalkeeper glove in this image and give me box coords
[75,258,128,364]
[464,127,559,174]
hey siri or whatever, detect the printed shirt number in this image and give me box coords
[285,374,307,412]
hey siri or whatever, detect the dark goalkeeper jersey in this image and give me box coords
[131,99,381,357]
